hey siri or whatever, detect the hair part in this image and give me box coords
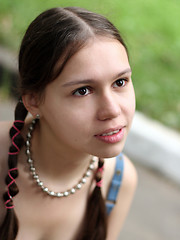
[18,7,127,98]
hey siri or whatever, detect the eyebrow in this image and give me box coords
[62,68,132,87]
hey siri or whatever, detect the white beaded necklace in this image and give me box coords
[26,119,96,198]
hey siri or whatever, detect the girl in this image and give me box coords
[0,7,137,240]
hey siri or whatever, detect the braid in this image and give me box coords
[0,100,28,240]
[79,158,107,240]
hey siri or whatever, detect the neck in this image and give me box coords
[29,120,96,184]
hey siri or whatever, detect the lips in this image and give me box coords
[95,127,125,144]
[100,129,120,136]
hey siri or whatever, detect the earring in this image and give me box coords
[19,97,23,104]
[36,114,40,119]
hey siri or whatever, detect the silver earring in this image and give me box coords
[19,98,23,104]
[36,114,40,119]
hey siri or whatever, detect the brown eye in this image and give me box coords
[73,87,91,96]
[113,79,127,88]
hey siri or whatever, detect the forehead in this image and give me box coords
[57,37,130,82]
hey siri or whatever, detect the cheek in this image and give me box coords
[43,100,95,131]
[123,88,136,120]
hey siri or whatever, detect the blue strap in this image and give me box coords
[106,153,124,215]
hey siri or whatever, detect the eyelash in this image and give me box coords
[72,86,92,96]
[72,78,128,97]
[113,78,128,88]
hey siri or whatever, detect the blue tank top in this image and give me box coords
[106,153,124,215]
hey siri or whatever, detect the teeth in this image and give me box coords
[101,130,119,136]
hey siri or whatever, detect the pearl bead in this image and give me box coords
[26,149,30,155]
[30,167,35,171]
[89,164,94,170]
[49,191,55,196]
[27,132,31,138]
[56,192,63,197]
[33,173,38,178]
[64,191,69,197]
[31,171,36,176]
[81,178,86,184]
[92,156,96,162]
[86,171,91,177]
[71,188,76,194]
[38,181,43,186]
[43,187,48,192]
[29,125,34,131]
[76,183,82,189]
[27,158,33,163]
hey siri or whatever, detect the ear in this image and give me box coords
[22,94,40,118]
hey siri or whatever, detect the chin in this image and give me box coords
[92,143,125,159]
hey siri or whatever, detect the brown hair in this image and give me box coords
[0,7,127,240]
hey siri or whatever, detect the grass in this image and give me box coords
[0,0,180,130]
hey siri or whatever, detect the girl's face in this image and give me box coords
[37,37,135,158]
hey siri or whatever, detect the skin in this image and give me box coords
[0,37,137,240]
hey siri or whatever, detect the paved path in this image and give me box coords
[120,163,180,240]
[1,99,180,240]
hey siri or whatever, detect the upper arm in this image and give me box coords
[0,121,11,165]
[106,155,138,240]
[0,121,12,164]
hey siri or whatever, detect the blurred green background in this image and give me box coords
[0,0,180,130]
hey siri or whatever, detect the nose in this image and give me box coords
[97,92,121,121]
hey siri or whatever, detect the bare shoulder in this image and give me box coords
[0,121,13,162]
[122,154,138,189]
[106,154,138,240]
[0,121,13,179]
[0,121,13,176]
